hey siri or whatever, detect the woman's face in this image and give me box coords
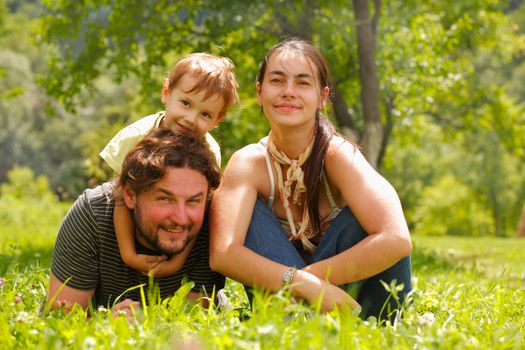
[257,51,329,130]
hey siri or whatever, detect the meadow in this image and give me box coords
[0,198,524,349]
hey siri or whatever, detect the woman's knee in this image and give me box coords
[245,199,305,267]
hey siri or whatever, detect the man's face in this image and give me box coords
[123,167,209,256]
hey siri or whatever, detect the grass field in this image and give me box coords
[0,200,524,349]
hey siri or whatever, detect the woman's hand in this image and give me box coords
[291,270,360,313]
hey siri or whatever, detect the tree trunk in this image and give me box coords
[273,0,386,169]
[330,85,360,142]
[352,0,383,170]
[488,187,503,237]
[517,204,525,237]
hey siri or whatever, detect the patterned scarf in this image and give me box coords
[267,132,317,253]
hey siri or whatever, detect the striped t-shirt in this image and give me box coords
[51,182,225,307]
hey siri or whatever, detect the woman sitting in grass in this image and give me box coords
[209,38,412,320]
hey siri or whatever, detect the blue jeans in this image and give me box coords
[244,198,412,320]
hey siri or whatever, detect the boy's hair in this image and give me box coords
[166,53,239,119]
[116,128,221,199]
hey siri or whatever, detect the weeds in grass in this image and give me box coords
[0,200,524,349]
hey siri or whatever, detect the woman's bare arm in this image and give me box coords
[303,138,412,285]
[209,146,359,312]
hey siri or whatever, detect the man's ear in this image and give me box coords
[122,185,137,209]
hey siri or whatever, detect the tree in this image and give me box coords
[0,1,99,195]
[517,205,525,237]
[0,0,521,235]
[36,0,523,171]
[33,0,525,234]
[353,0,382,168]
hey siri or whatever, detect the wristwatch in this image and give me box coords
[282,266,297,285]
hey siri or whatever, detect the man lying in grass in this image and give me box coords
[46,129,224,316]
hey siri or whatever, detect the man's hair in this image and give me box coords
[116,128,221,199]
[166,53,239,119]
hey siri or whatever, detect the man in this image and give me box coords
[46,129,224,314]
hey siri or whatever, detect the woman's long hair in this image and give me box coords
[257,38,336,235]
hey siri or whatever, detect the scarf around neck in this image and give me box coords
[267,132,317,253]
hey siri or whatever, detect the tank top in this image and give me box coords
[255,142,342,249]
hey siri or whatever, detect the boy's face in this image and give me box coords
[161,74,225,137]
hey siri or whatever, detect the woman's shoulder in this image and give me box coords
[325,135,375,180]
[231,136,268,158]
[226,141,268,173]
[327,135,359,159]
[232,142,266,160]
[222,141,271,191]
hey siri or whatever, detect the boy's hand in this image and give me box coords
[147,259,180,278]
[146,237,196,277]
[134,254,167,275]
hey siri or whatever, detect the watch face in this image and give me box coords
[283,267,296,283]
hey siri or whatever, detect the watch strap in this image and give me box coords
[282,266,297,285]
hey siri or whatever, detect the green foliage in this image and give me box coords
[412,175,494,236]
[35,0,525,146]
[2,0,524,236]
[0,2,94,196]
[0,168,68,275]
[384,122,524,237]
[0,166,54,200]
[459,130,525,236]
[0,168,68,244]
[34,0,525,176]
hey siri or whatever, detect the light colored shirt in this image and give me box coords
[99,111,221,173]
[255,141,342,254]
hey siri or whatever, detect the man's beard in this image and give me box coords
[133,204,197,256]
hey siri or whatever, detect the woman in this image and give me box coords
[210,39,412,319]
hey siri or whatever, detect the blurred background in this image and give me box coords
[0,0,524,238]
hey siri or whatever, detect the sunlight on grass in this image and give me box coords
[1,200,524,349]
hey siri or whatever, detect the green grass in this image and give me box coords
[1,199,524,349]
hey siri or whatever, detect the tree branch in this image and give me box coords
[419,110,464,129]
[377,92,395,169]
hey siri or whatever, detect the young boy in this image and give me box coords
[100,53,238,276]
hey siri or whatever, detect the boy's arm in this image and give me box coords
[114,205,165,273]
[99,115,158,173]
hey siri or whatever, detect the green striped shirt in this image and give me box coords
[51,182,225,307]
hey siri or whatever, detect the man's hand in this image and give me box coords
[111,299,141,321]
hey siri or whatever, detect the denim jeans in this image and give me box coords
[244,198,412,320]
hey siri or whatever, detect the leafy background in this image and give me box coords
[1,0,524,237]
[0,1,524,348]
